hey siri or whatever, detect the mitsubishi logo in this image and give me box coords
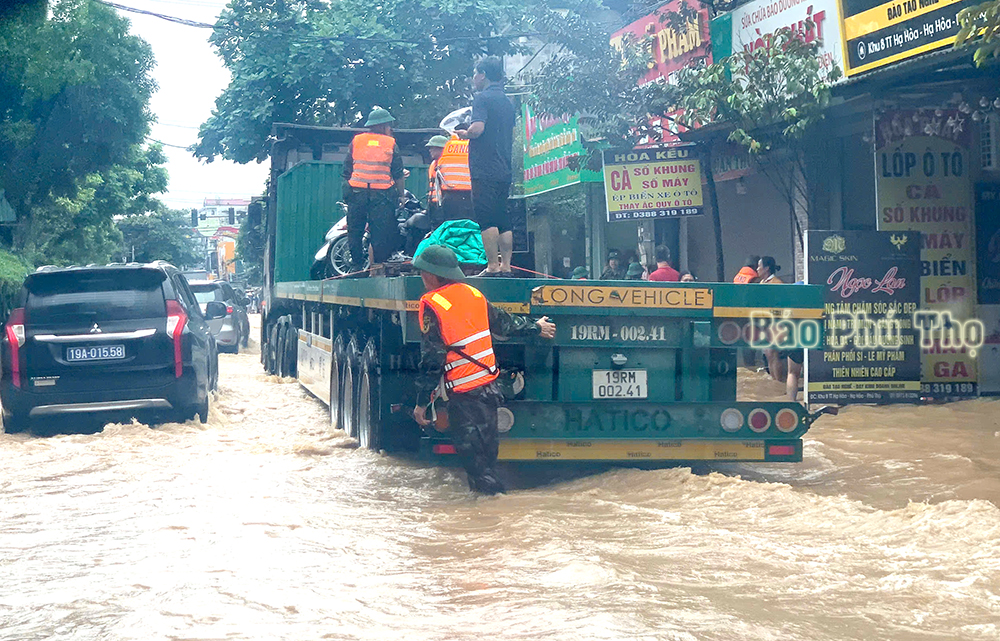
[90,323,102,334]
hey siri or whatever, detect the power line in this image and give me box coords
[148,137,193,149]
[96,0,215,27]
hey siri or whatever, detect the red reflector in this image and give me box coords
[226,305,233,314]
[768,445,796,456]
[432,444,457,455]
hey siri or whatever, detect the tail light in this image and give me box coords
[775,408,799,432]
[720,408,744,432]
[748,408,771,433]
[166,300,187,378]
[5,308,25,389]
[226,305,233,315]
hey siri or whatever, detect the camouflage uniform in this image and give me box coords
[416,304,540,494]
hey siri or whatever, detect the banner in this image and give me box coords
[839,0,978,76]
[603,146,704,222]
[805,230,922,403]
[521,104,586,196]
[720,0,843,77]
[976,183,1000,304]
[875,109,977,397]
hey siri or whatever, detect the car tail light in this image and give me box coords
[166,300,186,378]
[226,305,233,315]
[432,444,456,455]
[5,308,25,389]
[748,408,771,433]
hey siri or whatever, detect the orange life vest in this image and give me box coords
[733,266,758,284]
[348,132,395,190]
[436,135,471,192]
[418,282,498,393]
[427,160,439,205]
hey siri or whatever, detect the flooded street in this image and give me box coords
[2,326,999,640]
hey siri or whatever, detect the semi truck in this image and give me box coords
[260,123,829,463]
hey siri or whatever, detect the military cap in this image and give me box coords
[425,135,449,148]
[364,107,395,127]
[413,244,466,281]
[571,266,589,279]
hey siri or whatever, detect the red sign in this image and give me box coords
[611,0,712,87]
[611,1,712,144]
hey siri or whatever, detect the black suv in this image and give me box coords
[1,263,221,432]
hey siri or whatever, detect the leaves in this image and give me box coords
[955,0,1000,67]
[118,209,202,268]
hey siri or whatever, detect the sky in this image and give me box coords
[109,0,269,211]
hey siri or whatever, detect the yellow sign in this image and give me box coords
[603,147,704,221]
[499,439,767,461]
[530,285,713,309]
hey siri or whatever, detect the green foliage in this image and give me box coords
[236,205,265,286]
[956,0,1000,66]
[197,0,528,163]
[0,248,32,320]
[118,209,202,268]
[0,0,155,227]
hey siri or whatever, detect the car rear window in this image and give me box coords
[26,270,167,325]
[189,284,224,304]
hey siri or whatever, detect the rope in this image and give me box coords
[511,265,560,279]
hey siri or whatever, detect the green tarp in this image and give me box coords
[414,219,487,265]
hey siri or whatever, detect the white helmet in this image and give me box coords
[439,107,472,134]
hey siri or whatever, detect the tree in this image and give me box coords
[956,0,1000,66]
[196,0,528,163]
[236,202,265,286]
[0,0,156,247]
[118,209,202,268]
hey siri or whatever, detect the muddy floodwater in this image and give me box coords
[2,325,999,640]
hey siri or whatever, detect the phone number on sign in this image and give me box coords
[611,208,701,220]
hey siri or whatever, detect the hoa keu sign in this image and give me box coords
[602,147,704,222]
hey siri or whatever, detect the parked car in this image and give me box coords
[186,280,250,353]
[0,262,220,432]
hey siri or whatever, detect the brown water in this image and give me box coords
[2,331,999,640]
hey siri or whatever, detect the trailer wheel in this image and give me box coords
[281,322,298,378]
[357,339,381,451]
[342,334,361,439]
[329,334,346,433]
[267,322,281,375]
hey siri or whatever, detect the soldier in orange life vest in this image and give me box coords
[436,126,474,223]
[424,135,449,227]
[342,107,405,272]
[411,245,555,494]
[733,256,761,283]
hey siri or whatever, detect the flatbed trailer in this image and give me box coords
[259,123,829,464]
[265,275,827,463]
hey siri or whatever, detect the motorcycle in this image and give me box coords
[310,192,431,280]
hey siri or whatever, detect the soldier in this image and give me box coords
[437,128,474,222]
[343,107,405,271]
[424,135,449,226]
[411,245,555,494]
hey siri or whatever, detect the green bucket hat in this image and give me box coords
[571,266,588,279]
[626,261,644,277]
[413,244,466,281]
[364,107,395,127]
[425,135,449,148]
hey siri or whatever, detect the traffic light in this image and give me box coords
[191,209,198,227]
[228,207,235,225]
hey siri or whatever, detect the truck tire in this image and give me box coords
[342,334,361,439]
[330,334,346,433]
[357,338,381,451]
[275,322,287,377]
[267,322,280,374]
[282,323,298,378]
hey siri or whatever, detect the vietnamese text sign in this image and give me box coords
[603,147,704,222]
[521,104,585,196]
[805,230,922,403]
[724,0,843,77]
[975,183,1000,305]
[839,0,978,76]
[875,109,977,397]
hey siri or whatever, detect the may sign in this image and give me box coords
[603,146,704,222]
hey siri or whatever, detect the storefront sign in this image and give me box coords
[719,0,843,77]
[603,147,704,222]
[805,230,922,403]
[521,104,586,196]
[611,0,713,144]
[839,0,978,76]
[976,183,1000,305]
[875,109,977,397]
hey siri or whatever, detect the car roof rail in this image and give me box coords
[35,265,61,272]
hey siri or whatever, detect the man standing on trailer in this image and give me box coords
[343,107,406,272]
[411,245,555,494]
[457,56,516,276]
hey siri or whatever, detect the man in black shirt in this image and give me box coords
[458,56,515,276]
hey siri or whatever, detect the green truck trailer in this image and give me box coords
[261,124,830,463]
